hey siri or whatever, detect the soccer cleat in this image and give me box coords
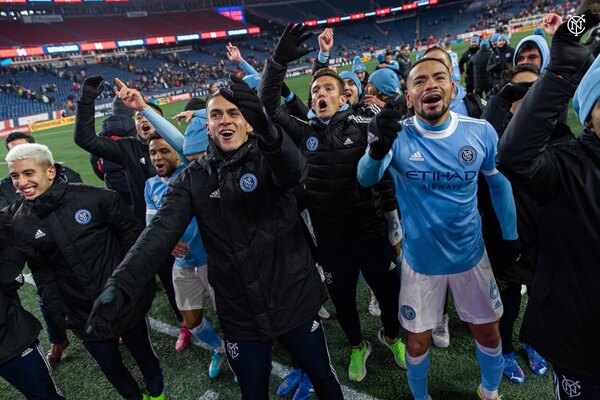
[523,344,548,376]
[502,352,525,384]
[348,340,372,382]
[46,339,69,366]
[208,351,226,379]
[233,374,238,384]
[377,328,407,369]
[318,305,331,319]
[276,368,303,397]
[142,392,164,400]
[368,294,381,317]
[175,327,192,352]
[432,314,450,348]
[292,373,315,400]
[477,384,502,400]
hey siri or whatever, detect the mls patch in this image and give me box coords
[306,136,319,151]
[458,145,477,166]
[239,173,258,193]
[74,209,92,225]
[401,305,416,320]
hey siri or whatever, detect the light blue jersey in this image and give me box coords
[145,164,207,268]
[448,50,461,82]
[361,112,501,275]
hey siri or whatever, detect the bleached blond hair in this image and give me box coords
[6,143,54,167]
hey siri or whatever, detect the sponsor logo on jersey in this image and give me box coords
[74,209,92,225]
[239,173,258,193]
[306,136,319,151]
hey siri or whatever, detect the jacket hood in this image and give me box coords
[451,84,467,109]
[28,179,68,217]
[204,134,256,167]
[307,103,350,124]
[513,35,550,71]
[573,53,600,125]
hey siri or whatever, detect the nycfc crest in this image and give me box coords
[74,209,92,225]
[239,173,258,193]
[306,136,319,151]
[458,145,477,166]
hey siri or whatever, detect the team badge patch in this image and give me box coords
[239,173,258,193]
[306,136,319,151]
[490,280,499,300]
[74,209,92,225]
[401,305,416,320]
[226,342,239,359]
[458,145,477,166]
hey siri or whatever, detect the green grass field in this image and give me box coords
[0,29,568,399]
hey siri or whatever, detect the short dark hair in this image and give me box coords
[400,44,409,51]
[5,131,34,150]
[516,41,541,61]
[423,46,452,69]
[147,132,162,142]
[310,68,344,94]
[500,63,540,87]
[147,102,163,116]
[205,91,222,113]
[184,97,206,111]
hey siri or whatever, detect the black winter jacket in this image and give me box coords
[107,134,326,341]
[11,181,152,340]
[469,47,493,94]
[261,59,389,250]
[498,71,600,377]
[75,101,154,229]
[0,163,82,209]
[459,46,479,86]
[396,53,412,82]
[487,45,515,88]
[0,234,41,364]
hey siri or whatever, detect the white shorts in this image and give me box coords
[399,251,503,333]
[172,264,215,311]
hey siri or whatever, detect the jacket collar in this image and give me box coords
[204,135,257,169]
[26,179,68,217]
[579,128,600,164]
[309,107,354,127]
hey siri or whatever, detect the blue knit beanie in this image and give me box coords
[498,34,510,44]
[339,71,362,96]
[377,53,385,63]
[574,54,600,125]
[352,56,366,73]
[368,68,399,97]
[534,27,545,37]
[491,34,500,43]
[480,39,491,48]
[471,35,480,43]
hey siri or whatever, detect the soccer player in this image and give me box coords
[86,77,343,400]
[8,143,164,400]
[357,57,519,400]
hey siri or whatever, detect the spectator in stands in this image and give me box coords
[497,12,600,398]
[460,35,480,93]
[396,44,412,90]
[488,34,516,93]
[209,83,219,94]
[0,131,82,367]
[470,39,494,98]
[8,143,164,400]
[261,24,406,382]
[87,76,344,400]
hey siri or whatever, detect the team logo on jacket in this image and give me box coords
[401,305,416,320]
[561,376,581,397]
[74,209,92,225]
[306,136,319,151]
[239,173,258,193]
[226,342,239,359]
[458,145,477,166]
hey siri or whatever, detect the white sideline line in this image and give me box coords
[23,274,381,400]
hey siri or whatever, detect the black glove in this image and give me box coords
[547,10,600,81]
[495,238,522,268]
[45,300,73,331]
[368,109,402,160]
[273,23,314,66]
[281,82,292,99]
[85,285,127,338]
[80,76,105,104]
[497,82,532,103]
[220,75,279,146]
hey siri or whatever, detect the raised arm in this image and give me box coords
[312,28,333,75]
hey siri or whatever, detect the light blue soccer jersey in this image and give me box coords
[145,164,207,268]
[388,112,498,275]
[448,50,461,82]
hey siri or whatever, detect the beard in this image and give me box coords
[415,101,450,123]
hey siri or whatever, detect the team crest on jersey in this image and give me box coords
[74,209,92,225]
[306,136,319,151]
[239,173,258,193]
[490,280,499,300]
[401,305,416,320]
[458,145,477,166]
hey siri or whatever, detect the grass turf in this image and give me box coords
[0,28,566,399]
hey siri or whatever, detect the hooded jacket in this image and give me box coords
[106,134,326,341]
[498,69,600,377]
[261,59,389,250]
[450,84,486,118]
[75,101,155,230]
[459,45,479,86]
[512,34,550,71]
[469,46,494,93]
[11,180,152,340]
[487,44,515,88]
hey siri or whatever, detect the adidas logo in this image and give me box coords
[389,261,397,271]
[409,150,424,161]
[494,300,502,310]
[311,320,320,332]
[343,138,354,146]
[34,229,46,239]
[209,189,221,199]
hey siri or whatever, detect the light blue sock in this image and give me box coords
[190,319,222,351]
[476,341,503,392]
[406,351,430,400]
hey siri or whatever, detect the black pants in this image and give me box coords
[82,318,163,400]
[0,340,65,399]
[553,365,600,399]
[39,298,68,345]
[498,279,528,354]
[157,255,182,323]
[319,238,400,346]
[225,316,343,400]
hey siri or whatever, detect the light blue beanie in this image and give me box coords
[573,54,600,125]
[339,71,363,96]
[352,56,366,73]
[368,68,399,97]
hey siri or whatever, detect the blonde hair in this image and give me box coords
[6,143,54,167]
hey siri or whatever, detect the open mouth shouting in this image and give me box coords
[218,128,235,141]
[317,99,328,114]
[422,91,443,110]
[154,161,166,175]
[343,90,353,101]
[141,123,153,134]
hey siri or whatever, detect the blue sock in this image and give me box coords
[476,341,503,392]
[406,351,430,400]
[190,319,222,351]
